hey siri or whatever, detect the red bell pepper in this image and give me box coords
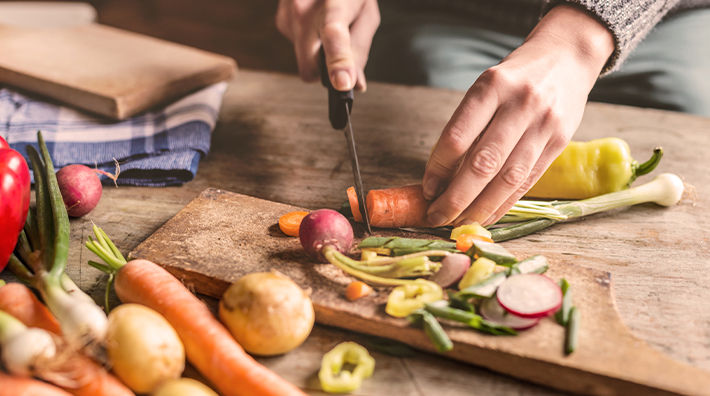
[0,136,31,271]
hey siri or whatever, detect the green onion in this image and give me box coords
[491,173,684,242]
[424,301,516,336]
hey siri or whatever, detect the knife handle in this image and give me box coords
[319,49,353,130]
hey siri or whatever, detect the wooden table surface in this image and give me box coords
[11,70,710,395]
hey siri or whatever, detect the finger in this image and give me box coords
[484,134,569,225]
[452,127,548,226]
[349,0,380,91]
[275,0,295,41]
[320,0,365,90]
[426,103,531,226]
[293,28,321,82]
[422,76,499,200]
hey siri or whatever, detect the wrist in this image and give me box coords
[526,5,614,78]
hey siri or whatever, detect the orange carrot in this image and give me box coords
[345,281,373,301]
[348,184,429,228]
[455,234,494,253]
[0,282,61,334]
[114,259,306,396]
[278,211,309,237]
[0,373,73,396]
[0,283,134,396]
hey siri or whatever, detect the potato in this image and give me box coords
[219,271,314,356]
[107,304,185,393]
[152,378,217,396]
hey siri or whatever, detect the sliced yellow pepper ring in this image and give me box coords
[385,279,443,318]
[318,342,375,393]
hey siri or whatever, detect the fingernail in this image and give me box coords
[422,177,440,200]
[333,70,352,90]
[427,211,448,227]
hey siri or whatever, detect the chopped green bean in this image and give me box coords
[408,309,453,353]
[565,306,579,355]
[555,279,572,326]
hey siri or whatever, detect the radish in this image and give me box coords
[479,297,540,330]
[496,274,562,319]
[429,253,470,288]
[299,209,354,261]
[56,164,118,217]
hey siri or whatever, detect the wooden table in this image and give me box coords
[10,70,710,395]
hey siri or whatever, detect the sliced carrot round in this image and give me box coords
[455,233,494,253]
[278,211,310,237]
[345,281,373,301]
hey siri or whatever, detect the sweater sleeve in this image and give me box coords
[543,0,681,74]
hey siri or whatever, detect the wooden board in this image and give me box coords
[0,23,236,119]
[130,188,710,396]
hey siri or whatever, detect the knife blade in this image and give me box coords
[319,50,372,234]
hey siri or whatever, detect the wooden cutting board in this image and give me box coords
[130,188,710,396]
[0,23,236,119]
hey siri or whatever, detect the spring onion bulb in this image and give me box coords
[0,310,57,377]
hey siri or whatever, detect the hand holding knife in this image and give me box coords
[319,50,372,234]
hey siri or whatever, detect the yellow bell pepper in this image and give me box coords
[526,137,663,199]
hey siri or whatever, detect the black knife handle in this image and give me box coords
[319,49,353,130]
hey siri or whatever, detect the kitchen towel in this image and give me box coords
[0,81,227,187]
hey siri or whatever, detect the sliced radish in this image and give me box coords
[480,297,540,330]
[496,274,562,319]
[429,254,471,288]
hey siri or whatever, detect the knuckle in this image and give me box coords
[519,81,544,109]
[321,20,348,38]
[542,108,565,133]
[501,164,529,188]
[470,145,502,177]
[440,123,470,154]
[547,131,569,153]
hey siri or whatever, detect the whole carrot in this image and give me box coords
[348,184,429,228]
[86,226,306,396]
[0,282,61,334]
[0,283,134,396]
[0,373,72,396]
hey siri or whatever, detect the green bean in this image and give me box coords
[555,279,572,326]
[408,310,452,353]
[565,306,579,355]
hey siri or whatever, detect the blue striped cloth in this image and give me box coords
[0,82,227,186]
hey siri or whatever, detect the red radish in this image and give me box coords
[496,274,562,319]
[56,164,103,217]
[429,253,470,288]
[480,297,540,330]
[299,209,354,261]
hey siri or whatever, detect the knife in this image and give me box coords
[319,50,372,234]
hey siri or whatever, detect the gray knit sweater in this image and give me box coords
[391,0,710,73]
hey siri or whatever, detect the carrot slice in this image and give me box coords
[278,211,309,237]
[347,184,429,228]
[345,281,373,301]
[456,233,494,253]
[346,187,363,222]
